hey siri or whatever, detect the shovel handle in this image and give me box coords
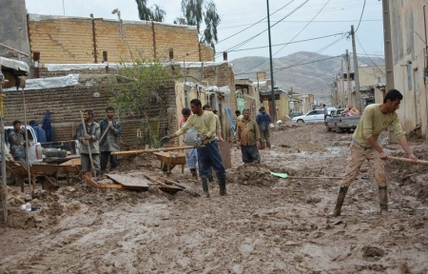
[387,156,428,165]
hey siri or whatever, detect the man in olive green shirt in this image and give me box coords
[169,99,227,198]
[237,108,261,163]
[332,89,418,216]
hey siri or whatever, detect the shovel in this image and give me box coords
[387,156,428,165]
[79,111,96,177]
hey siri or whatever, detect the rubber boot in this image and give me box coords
[218,177,228,196]
[379,186,388,212]
[201,176,210,198]
[331,186,348,217]
[190,169,198,179]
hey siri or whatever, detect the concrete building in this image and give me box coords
[388,1,428,137]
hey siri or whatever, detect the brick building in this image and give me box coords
[27,14,214,66]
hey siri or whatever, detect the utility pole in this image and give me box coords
[266,0,276,122]
[382,0,394,91]
[382,0,396,143]
[0,70,7,224]
[351,25,362,112]
[346,49,351,107]
[340,57,345,108]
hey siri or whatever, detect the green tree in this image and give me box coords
[176,0,221,50]
[135,0,166,22]
[109,59,180,147]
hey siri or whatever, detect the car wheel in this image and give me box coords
[325,123,331,132]
[335,124,344,133]
[297,119,304,124]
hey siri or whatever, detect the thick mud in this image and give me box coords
[1,123,427,273]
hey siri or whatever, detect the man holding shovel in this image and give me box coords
[331,89,418,216]
[162,99,227,198]
[77,109,101,177]
[99,107,122,174]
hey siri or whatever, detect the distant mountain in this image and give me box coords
[231,51,384,103]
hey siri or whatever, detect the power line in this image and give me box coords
[273,0,332,57]
[355,35,385,76]
[354,0,367,33]
[219,0,310,54]
[225,0,310,74]
[174,0,296,62]
[235,55,342,77]
[215,0,295,45]
[228,32,344,53]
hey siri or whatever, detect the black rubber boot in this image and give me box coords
[331,186,348,216]
[201,176,210,198]
[379,186,388,212]
[218,177,228,196]
[190,169,198,179]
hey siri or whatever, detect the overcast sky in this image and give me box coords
[25,0,384,61]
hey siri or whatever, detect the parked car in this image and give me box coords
[291,109,326,123]
[289,111,303,119]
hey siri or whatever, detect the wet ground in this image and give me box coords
[1,123,427,273]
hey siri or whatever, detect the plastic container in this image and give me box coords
[25,203,32,212]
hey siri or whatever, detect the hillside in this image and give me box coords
[231,51,384,103]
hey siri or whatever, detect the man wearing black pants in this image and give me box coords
[99,107,122,174]
[166,99,227,198]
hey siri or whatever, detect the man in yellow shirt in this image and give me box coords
[331,89,418,216]
[168,99,227,198]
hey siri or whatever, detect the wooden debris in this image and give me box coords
[84,174,101,189]
[106,174,149,190]
[143,173,184,194]
[99,183,125,189]
[111,145,201,156]
[157,177,186,189]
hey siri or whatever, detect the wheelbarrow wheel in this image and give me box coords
[6,168,17,185]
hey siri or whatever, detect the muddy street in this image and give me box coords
[1,123,428,273]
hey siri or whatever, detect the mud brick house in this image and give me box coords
[3,61,236,148]
[1,7,238,147]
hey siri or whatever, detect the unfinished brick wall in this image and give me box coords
[28,15,214,64]
[3,79,177,148]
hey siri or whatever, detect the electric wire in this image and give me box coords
[173,0,296,63]
[354,0,367,33]
[228,32,344,53]
[355,35,385,76]
[273,0,332,57]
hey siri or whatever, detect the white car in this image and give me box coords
[291,109,326,123]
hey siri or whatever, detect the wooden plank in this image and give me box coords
[60,158,81,166]
[158,177,186,189]
[218,141,232,169]
[106,174,150,189]
[84,175,101,189]
[99,183,125,189]
[112,145,202,156]
[142,173,167,186]
[30,164,61,176]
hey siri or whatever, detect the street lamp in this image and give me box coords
[112,8,123,44]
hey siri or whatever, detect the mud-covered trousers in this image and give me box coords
[81,153,101,174]
[340,142,386,188]
[197,141,226,179]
